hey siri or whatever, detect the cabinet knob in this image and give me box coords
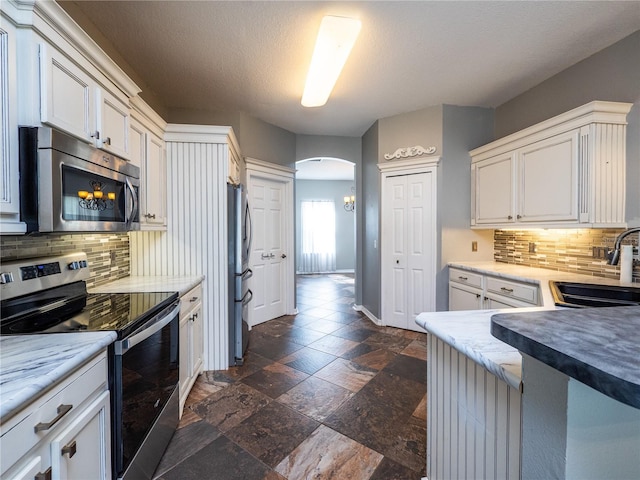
[517,214,522,219]
[103,137,111,145]
[507,215,513,220]
[281,254,287,259]
[476,294,481,299]
[396,260,399,264]
[61,440,77,458]
[90,131,100,140]
[34,467,52,480]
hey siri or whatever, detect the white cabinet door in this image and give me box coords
[39,43,94,144]
[191,302,204,380]
[449,284,483,311]
[96,88,130,158]
[382,170,436,331]
[50,391,111,480]
[178,312,190,410]
[128,117,146,169]
[141,133,167,227]
[474,153,515,225]
[0,23,26,233]
[518,129,579,223]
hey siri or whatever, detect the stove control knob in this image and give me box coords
[68,261,80,270]
[0,272,14,284]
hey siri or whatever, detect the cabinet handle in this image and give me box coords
[61,440,77,458]
[458,276,468,281]
[507,215,513,220]
[34,467,52,480]
[103,137,111,145]
[281,254,287,259]
[500,287,514,293]
[476,294,481,299]
[191,313,198,322]
[189,296,199,302]
[517,214,522,219]
[90,131,100,140]
[144,213,156,219]
[34,404,72,432]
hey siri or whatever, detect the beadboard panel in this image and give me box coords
[130,140,230,370]
[427,334,521,480]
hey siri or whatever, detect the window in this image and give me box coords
[300,200,336,273]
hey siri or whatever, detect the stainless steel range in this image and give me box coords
[0,252,180,480]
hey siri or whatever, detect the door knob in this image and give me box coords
[396,260,399,264]
[281,254,287,259]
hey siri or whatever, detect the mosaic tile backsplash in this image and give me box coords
[494,229,639,282]
[0,233,130,289]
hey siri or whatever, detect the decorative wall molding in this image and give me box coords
[384,145,437,160]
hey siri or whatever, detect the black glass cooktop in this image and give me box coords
[1,282,178,338]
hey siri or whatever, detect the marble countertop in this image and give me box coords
[492,306,640,409]
[416,307,550,390]
[417,262,637,391]
[90,275,204,296]
[0,332,117,422]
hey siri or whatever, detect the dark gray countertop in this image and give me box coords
[491,306,640,409]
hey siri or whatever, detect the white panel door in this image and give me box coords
[248,174,288,326]
[382,170,436,331]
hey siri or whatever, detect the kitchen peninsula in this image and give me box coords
[416,262,640,480]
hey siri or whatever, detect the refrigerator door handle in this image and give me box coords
[240,289,253,306]
[241,268,253,281]
[245,201,253,260]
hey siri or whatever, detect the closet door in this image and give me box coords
[381,170,436,331]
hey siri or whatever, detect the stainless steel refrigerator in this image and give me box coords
[228,183,252,366]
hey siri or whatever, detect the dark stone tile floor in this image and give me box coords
[153,274,427,480]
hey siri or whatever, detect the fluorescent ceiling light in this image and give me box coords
[301,15,362,108]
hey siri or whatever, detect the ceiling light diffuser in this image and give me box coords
[301,15,362,108]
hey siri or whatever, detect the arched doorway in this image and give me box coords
[295,158,356,307]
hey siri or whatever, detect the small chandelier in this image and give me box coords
[78,181,116,211]
[344,188,355,212]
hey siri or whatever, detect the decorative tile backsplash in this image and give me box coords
[494,229,639,282]
[0,233,130,289]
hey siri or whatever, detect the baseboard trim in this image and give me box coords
[353,304,383,326]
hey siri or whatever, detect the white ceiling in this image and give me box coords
[296,158,355,181]
[61,1,640,137]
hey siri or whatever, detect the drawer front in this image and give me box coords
[449,268,483,289]
[180,284,203,318]
[0,354,107,472]
[486,276,538,305]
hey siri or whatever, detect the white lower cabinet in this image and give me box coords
[0,352,111,480]
[449,267,539,310]
[179,283,204,413]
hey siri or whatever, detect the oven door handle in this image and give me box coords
[125,177,138,230]
[116,303,180,355]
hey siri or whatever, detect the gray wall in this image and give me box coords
[295,180,356,272]
[378,106,443,162]
[495,31,640,225]
[439,105,495,310]
[361,121,380,316]
[296,135,361,164]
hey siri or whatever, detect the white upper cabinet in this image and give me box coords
[130,96,167,230]
[39,44,131,158]
[0,15,25,234]
[471,101,633,229]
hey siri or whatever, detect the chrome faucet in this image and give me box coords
[608,227,640,265]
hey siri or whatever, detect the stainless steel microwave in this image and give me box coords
[19,127,140,233]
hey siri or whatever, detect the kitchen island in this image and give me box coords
[492,306,640,480]
[417,262,640,480]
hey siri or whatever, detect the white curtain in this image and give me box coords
[300,200,336,273]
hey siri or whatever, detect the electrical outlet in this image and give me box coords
[528,242,537,253]
[471,241,478,252]
[592,246,609,260]
[110,250,116,266]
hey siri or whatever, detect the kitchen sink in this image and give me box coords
[550,281,640,308]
